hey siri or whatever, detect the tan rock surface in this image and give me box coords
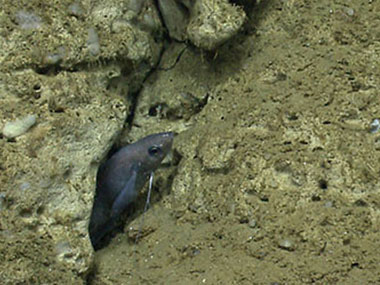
[0,0,163,283]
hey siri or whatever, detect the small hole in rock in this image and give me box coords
[148,106,157,116]
[318,179,328,190]
[54,107,65,113]
[20,208,32,218]
[288,114,298,120]
[37,205,45,215]
[354,199,367,207]
[260,196,269,202]
[311,195,321,202]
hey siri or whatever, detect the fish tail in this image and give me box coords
[90,217,117,250]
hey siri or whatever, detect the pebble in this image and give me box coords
[248,219,257,228]
[278,238,295,251]
[15,10,42,30]
[369,119,380,133]
[0,193,6,210]
[87,28,100,56]
[343,7,355,17]
[2,114,37,138]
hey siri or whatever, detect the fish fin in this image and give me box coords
[110,165,139,219]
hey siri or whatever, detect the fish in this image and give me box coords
[89,132,174,250]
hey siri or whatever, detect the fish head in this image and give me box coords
[134,132,174,171]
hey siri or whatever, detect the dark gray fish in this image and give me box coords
[89,132,173,249]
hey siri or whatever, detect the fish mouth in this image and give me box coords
[162,131,174,138]
[162,132,174,151]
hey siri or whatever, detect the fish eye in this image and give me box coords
[148,146,162,156]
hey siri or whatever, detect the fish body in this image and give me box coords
[89,132,173,249]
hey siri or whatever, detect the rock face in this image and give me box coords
[158,0,190,41]
[187,0,246,50]
[1,68,127,282]
[0,0,245,281]
[159,0,246,50]
[0,0,163,283]
[92,1,380,284]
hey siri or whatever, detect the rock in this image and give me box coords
[198,131,237,170]
[278,238,295,251]
[2,114,37,138]
[0,68,128,283]
[157,0,246,50]
[248,219,257,228]
[0,0,165,282]
[158,0,190,41]
[187,0,246,50]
